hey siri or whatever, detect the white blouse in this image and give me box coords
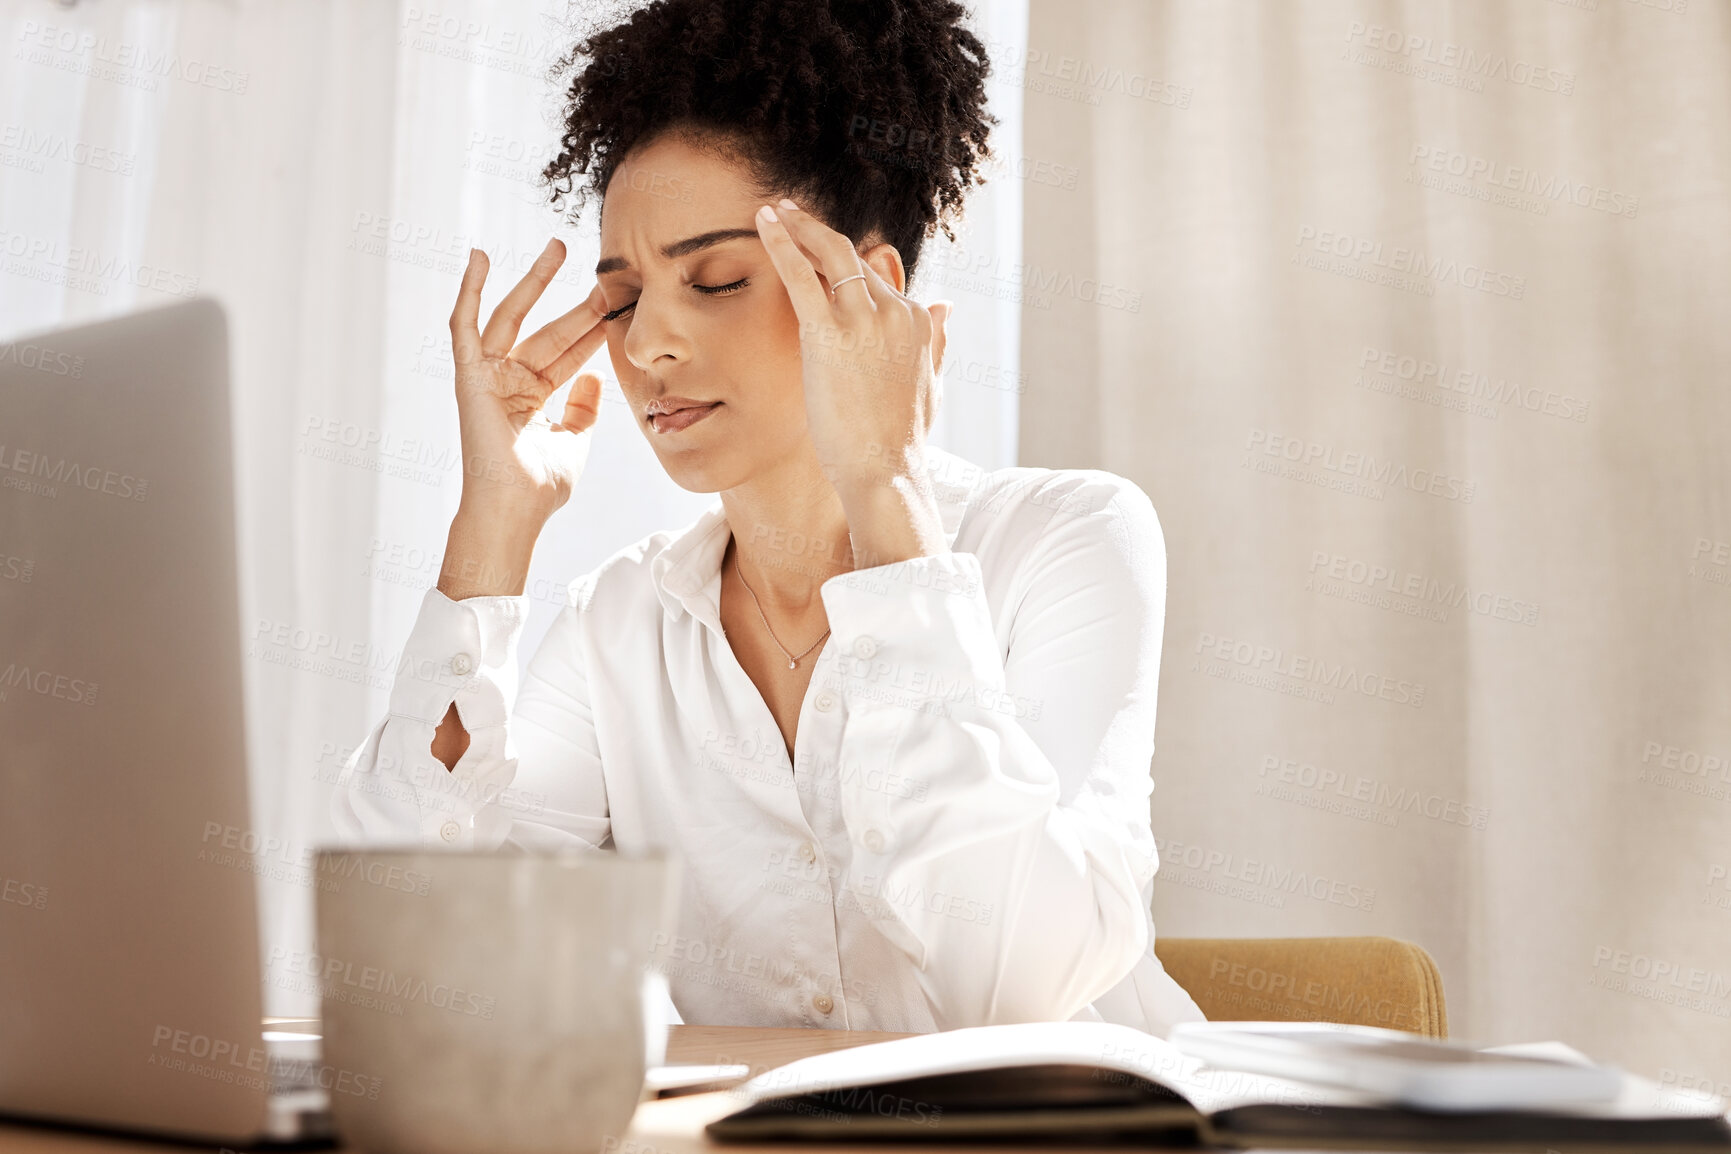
[329,445,1205,1037]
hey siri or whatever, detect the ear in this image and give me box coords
[858,240,907,295]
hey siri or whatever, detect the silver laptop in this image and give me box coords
[0,299,333,1145]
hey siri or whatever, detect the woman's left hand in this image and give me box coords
[754,198,952,507]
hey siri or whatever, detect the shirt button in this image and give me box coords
[861,828,886,854]
[851,636,877,660]
[812,994,834,1015]
[450,652,474,676]
[813,691,837,713]
[439,820,461,842]
[797,841,817,863]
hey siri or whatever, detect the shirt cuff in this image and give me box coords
[819,551,999,712]
[387,586,531,725]
[818,551,1002,858]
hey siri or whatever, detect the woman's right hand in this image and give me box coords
[448,237,610,529]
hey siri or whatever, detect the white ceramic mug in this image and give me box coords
[312,848,678,1154]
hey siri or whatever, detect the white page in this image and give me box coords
[729,1021,1728,1124]
[731,1021,1373,1114]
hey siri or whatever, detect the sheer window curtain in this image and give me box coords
[1020,0,1731,1085]
[0,0,1025,1017]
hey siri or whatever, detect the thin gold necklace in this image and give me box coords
[732,550,830,669]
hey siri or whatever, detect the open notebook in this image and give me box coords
[705,1021,1731,1151]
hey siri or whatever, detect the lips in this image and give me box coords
[647,399,721,434]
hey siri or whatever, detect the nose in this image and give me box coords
[620,286,691,372]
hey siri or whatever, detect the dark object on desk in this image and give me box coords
[646,1062,754,1098]
[713,1076,1731,1149]
[712,1063,1200,1142]
[705,1022,1731,1151]
[1209,1100,1731,1151]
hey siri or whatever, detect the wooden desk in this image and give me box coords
[641,1025,925,1154]
[665,1022,914,1071]
[3,1025,1108,1154]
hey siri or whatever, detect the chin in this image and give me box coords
[639,416,809,495]
[649,444,745,495]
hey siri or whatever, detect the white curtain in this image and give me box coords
[1021,0,1731,1086]
[0,0,1025,1017]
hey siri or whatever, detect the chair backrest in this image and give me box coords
[1154,936,1448,1038]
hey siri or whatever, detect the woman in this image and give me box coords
[333,0,1204,1037]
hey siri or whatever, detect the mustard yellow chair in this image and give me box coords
[1155,936,1448,1039]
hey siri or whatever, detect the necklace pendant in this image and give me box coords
[788,659,797,670]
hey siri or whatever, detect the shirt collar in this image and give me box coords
[649,444,984,626]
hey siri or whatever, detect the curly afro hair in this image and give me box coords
[539,0,998,284]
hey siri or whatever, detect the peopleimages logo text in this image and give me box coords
[1409,146,1637,218]
[1343,22,1574,94]
[1295,226,1525,299]
[1195,631,1426,708]
[1246,428,1476,503]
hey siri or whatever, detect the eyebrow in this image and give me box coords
[594,227,762,275]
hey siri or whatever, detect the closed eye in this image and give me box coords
[600,277,751,323]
